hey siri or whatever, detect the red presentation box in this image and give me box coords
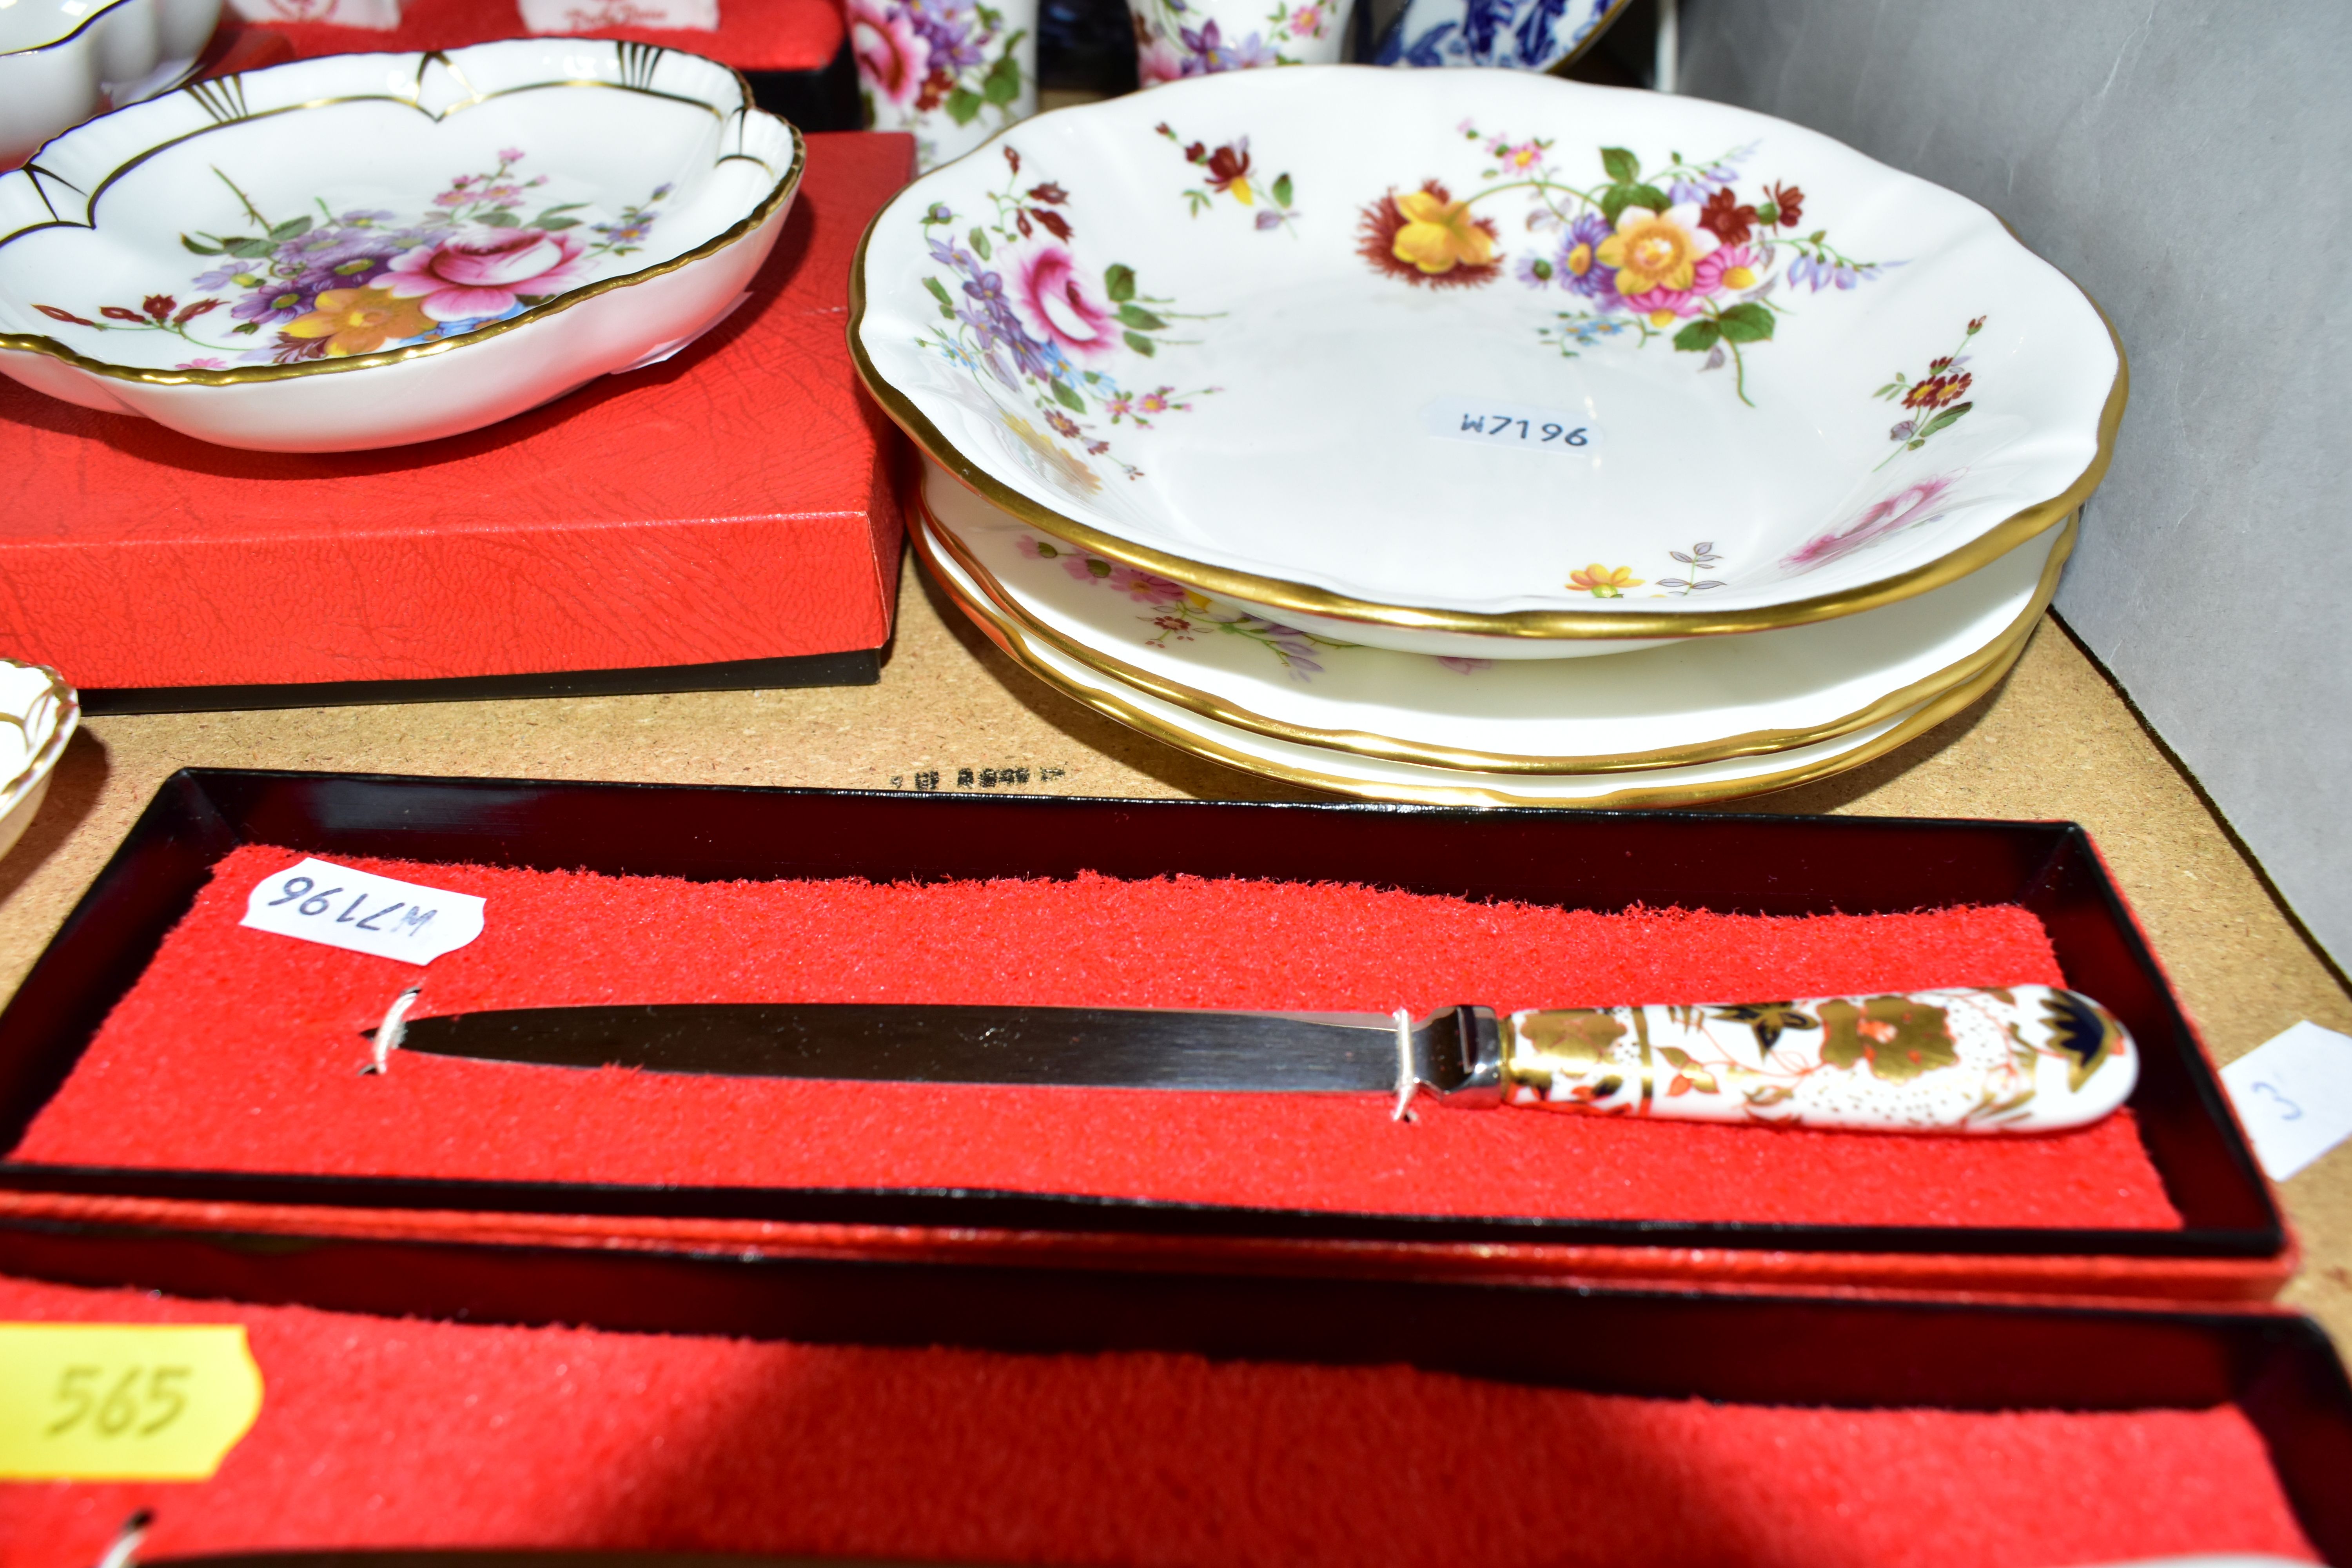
[0,132,912,713]
[0,1245,2346,1566]
[0,772,2293,1304]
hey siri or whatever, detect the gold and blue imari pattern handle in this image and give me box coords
[1501,985,2134,1133]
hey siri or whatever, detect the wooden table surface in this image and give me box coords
[2,551,2347,1347]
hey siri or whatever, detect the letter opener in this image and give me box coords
[374,984,2135,1135]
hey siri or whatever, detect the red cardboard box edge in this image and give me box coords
[0,131,915,691]
[0,1189,2296,1305]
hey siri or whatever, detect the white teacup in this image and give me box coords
[853,0,1041,171]
[1129,0,1354,86]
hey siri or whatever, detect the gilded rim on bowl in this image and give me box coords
[923,489,2074,775]
[0,659,78,804]
[0,44,807,388]
[4,0,167,58]
[848,85,2129,642]
[913,512,2039,809]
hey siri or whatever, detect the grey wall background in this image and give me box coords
[1670,0,2352,968]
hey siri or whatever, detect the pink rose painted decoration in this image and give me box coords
[912,142,1218,489]
[1013,244,1118,360]
[1784,475,1961,575]
[384,229,591,321]
[849,0,929,108]
[851,0,1036,172]
[29,151,668,367]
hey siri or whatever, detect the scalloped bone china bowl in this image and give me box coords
[0,0,221,169]
[0,659,78,863]
[0,40,803,452]
[854,67,2122,659]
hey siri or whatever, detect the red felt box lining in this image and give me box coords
[12,846,2181,1230]
[0,1274,2318,1568]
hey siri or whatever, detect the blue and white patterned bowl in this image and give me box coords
[1372,0,1627,73]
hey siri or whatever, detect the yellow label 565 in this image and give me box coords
[0,1324,263,1480]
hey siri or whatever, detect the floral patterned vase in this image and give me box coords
[1129,0,1356,87]
[1373,0,1624,70]
[852,0,1040,171]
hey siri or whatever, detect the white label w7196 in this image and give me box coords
[1421,396,1603,453]
[239,857,485,965]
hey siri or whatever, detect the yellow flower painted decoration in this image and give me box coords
[1391,189,1497,275]
[1002,414,1103,495]
[281,286,435,358]
[1568,564,1644,597]
[1353,134,1896,410]
[1595,207,1708,295]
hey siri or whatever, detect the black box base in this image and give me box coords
[80,648,883,716]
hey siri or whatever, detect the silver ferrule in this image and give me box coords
[1406,1005,1506,1108]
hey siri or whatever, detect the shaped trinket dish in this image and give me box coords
[921,456,2071,775]
[855,67,2123,659]
[0,38,804,452]
[0,0,221,169]
[0,659,78,861]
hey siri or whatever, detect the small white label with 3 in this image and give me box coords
[2220,1020,2352,1181]
[240,857,485,965]
[1422,396,1602,453]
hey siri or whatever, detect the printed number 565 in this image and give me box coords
[47,1365,191,1437]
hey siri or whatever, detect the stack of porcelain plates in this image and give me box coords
[853,67,2123,806]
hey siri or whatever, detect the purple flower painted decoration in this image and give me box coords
[1176,18,1279,72]
[36,148,673,372]
[230,288,310,328]
[904,0,985,71]
[1555,211,1621,308]
[1021,532,1350,678]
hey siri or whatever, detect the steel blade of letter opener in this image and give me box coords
[377,985,2141,1134]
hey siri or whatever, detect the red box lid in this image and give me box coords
[264,0,846,76]
[0,131,913,692]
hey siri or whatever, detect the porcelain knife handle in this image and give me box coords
[1499,985,2135,1134]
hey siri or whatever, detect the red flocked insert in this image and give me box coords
[0,1274,2318,1567]
[15,846,2181,1229]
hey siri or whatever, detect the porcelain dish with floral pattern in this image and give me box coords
[915,504,2016,809]
[922,456,2069,774]
[854,66,2123,659]
[0,0,220,170]
[0,39,804,452]
[0,659,78,863]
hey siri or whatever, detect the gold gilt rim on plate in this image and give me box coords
[911,508,2037,810]
[849,149,2127,642]
[921,488,2073,775]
